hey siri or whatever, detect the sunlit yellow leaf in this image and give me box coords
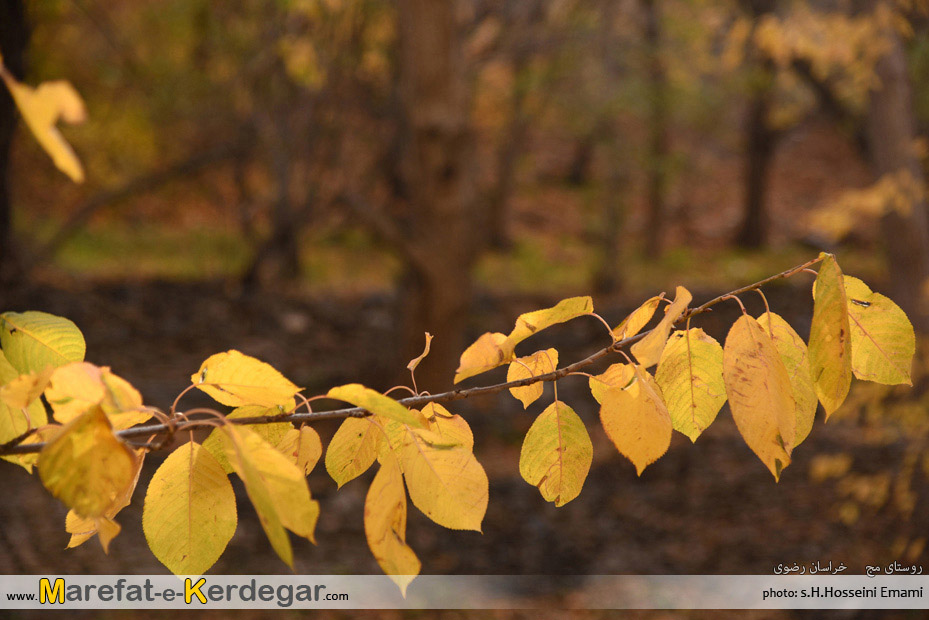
[588,363,635,405]
[396,427,488,531]
[654,329,725,442]
[327,384,424,428]
[142,442,237,575]
[757,312,817,446]
[723,315,795,480]
[67,449,144,553]
[276,426,323,476]
[842,276,915,386]
[0,63,86,182]
[809,255,852,418]
[45,362,151,429]
[508,296,594,345]
[519,401,592,506]
[0,311,85,374]
[202,403,294,474]
[506,348,558,409]
[325,416,380,487]
[364,453,420,596]
[423,403,473,451]
[193,350,301,408]
[630,286,693,368]
[37,407,136,518]
[600,366,672,475]
[613,294,664,341]
[220,425,320,568]
[407,332,433,373]
[454,332,514,384]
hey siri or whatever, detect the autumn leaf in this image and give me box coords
[654,328,726,442]
[327,384,425,428]
[0,311,85,375]
[588,363,635,405]
[0,59,86,182]
[842,276,915,386]
[407,332,433,373]
[45,362,150,430]
[757,312,817,446]
[220,425,320,568]
[276,426,323,476]
[202,403,294,474]
[506,348,559,409]
[364,453,420,596]
[808,255,852,418]
[454,332,513,384]
[142,442,237,575]
[631,286,693,368]
[193,350,302,408]
[508,296,594,345]
[423,403,473,450]
[600,367,672,475]
[613,294,664,341]
[37,406,137,518]
[723,315,796,480]
[325,416,380,487]
[519,401,592,506]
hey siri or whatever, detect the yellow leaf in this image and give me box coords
[809,255,852,418]
[757,312,817,446]
[842,276,915,386]
[142,442,237,575]
[220,425,320,568]
[202,403,294,474]
[325,416,380,487]
[613,294,664,341]
[588,363,635,405]
[364,453,420,596]
[0,63,86,182]
[37,406,137,518]
[423,403,473,450]
[0,366,52,409]
[600,367,672,475]
[45,362,151,429]
[0,311,85,374]
[508,296,594,345]
[506,348,559,408]
[327,384,425,428]
[630,286,693,368]
[407,332,433,372]
[276,426,323,476]
[396,427,488,531]
[454,332,514,384]
[654,329,726,442]
[723,315,796,481]
[67,449,144,553]
[519,401,592,506]
[193,350,302,408]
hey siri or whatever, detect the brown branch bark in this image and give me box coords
[0,254,827,457]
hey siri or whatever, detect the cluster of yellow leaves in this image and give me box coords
[0,310,153,551]
[463,253,914,508]
[325,385,487,594]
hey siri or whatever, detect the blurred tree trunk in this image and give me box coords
[641,0,668,258]
[736,58,776,248]
[864,29,929,330]
[396,0,477,391]
[0,0,28,283]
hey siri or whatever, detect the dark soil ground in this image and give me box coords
[2,276,927,619]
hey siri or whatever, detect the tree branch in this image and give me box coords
[0,254,826,456]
